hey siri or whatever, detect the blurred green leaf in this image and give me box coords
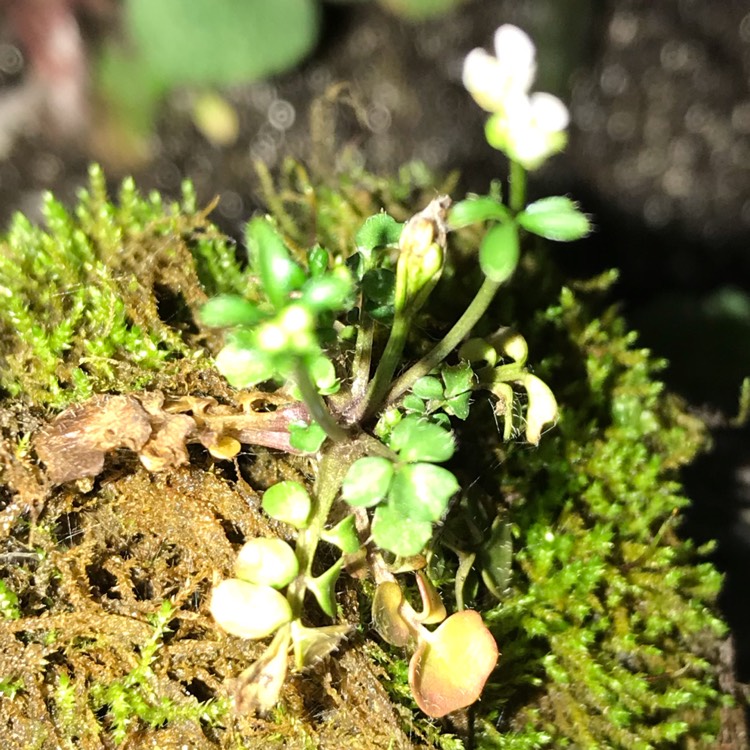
[403,394,427,413]
[341,456,394,508]
[215,338,274,387]
[412,376,444,400]
[289,422,327,453]
[246,217,306,309]
[201,295,263,328]
[127,0,319,87]
[306,245,329,277]
[518,197,591,242]
[302,273,353,313]
[372,503,434,556]
[308,354,339,394]
[478,517,513,599]
[362,269,396,305]
[235,537,299,589]
[444,392,471,420]
[262,481,312,528]
[354,213,403,253]
[448,196,510,229]
[441,362,474,398]
[389,415,455,463]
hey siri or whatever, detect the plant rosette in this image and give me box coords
[341,415,460,557]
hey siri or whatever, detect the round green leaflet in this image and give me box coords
[371,503,434,557]
[262,481,311,528]
[234,538,299,589]
[388,463,459,523]
[215,342,273,388]
[200,295,263,328]
[301,273,353,313]
[518,196,591,242]
[479,221,520,283]
[389,415,455,463]
[411,376,444,401]
[247,217,306,309]
[448,195,510,229]
[341,457,394,508]
[127,0,319,87]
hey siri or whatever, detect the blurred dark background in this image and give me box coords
[1,0,749,688]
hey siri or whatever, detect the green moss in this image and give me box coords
[467,275,725,748]
[0,164,244,408]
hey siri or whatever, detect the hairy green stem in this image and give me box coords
[294,360,348,442]
[509,159,526,214]
[345,313,375,423]
[362,313,410,419]
[383,277,501,407]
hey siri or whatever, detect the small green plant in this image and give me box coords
[0,21,730,749]
[205,23,590,718]
[90,600,226,744]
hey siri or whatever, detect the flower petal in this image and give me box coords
[462,48,505,112]
[529,92,570,132]
[522,373,558,444]
[493,25,536,93]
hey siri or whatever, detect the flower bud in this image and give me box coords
[458,337,498,366]
[523,373,558,444]
[488,328,528,365]
[372,581,414,647]
[394,197,450,314]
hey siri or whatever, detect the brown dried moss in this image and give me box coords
[0,401,429,748]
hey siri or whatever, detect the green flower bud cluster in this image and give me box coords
[201,216,354,391]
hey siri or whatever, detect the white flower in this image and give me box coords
[462,25,569,170]
[486,91,570,170]
[462,25,536,111]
